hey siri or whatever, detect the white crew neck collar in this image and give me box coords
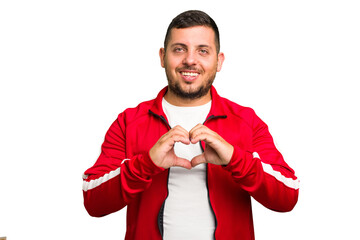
[162,97,212,110]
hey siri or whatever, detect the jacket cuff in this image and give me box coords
[130,152,165,179]
[222,145,248,172]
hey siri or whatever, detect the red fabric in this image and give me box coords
[83,86,299,240]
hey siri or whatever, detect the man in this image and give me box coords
[83,10,299,240]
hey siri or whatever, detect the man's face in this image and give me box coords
[160,26,224,101]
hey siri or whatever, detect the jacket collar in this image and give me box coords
[149,86,227,119]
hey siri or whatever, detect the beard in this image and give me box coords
[165,67,216,100]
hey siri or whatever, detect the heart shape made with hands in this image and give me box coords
[149,124,234,169]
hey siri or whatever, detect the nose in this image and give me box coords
[182,50,197,66]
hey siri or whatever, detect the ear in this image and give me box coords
[216,52,225,72]
[159,48,166,68]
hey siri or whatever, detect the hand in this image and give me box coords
[149,125,192,170]
[189,124,234,167]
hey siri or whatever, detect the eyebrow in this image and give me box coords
[170,43,213,49]
[198,44,211,49]
[170,43,187,48]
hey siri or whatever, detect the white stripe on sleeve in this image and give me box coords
[82,159,130,192]
[82,167,121,192]
[253,152,299,190]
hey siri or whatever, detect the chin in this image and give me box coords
[169,82,212,100]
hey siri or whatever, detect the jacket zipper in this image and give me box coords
[149,110,171,238]
[149,110,172,130]
[203,114,227,240]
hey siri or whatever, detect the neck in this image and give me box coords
[164,89,211,107]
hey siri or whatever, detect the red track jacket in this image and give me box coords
[83,86,299,240]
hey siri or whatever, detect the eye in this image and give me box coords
[174,47,185,53]
[199,49,209,55]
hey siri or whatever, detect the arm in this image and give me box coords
[82,114,164,217]
[189,111,299,212]
[223,111,299,212]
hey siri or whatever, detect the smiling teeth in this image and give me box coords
[181,72,199,76]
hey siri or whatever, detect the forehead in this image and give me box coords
[168,26,216,47]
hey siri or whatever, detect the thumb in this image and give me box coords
[174,157,192,170]
[191,153,206,167]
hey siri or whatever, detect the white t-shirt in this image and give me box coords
[162,98,215,240]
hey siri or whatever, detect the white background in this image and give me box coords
[1,0,359,239]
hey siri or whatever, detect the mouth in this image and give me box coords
[180,71,200,77]
[179,71,200,82]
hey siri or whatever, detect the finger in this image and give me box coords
[190,131,216,145]
[174,157,192,170]
[189,123,206,137]
[191,153,207,167]
[172,125,189,134]
[169,126,190,143]
[167,134,190,146]
[189,125,215,144]
[163,126,189,142]
[172,125,190,138]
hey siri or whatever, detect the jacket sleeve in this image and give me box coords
[82,113,164,217]
[223,110,299,212]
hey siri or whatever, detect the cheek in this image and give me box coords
[164,57,178,71]
[203,61,219,73]
[168,53,186,65]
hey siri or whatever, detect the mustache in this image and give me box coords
[176,66,203,73]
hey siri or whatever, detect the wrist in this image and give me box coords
[223,144,234,165]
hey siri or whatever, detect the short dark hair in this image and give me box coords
[164,10,220,53]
